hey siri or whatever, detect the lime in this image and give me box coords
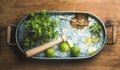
[71,46,80,57]
[88,47,98,55]
[59,42,70,52]
[45,48,54,57]
[92,37,99,42]
[85,37,92,45]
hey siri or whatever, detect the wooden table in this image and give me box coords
[0,0,120,70]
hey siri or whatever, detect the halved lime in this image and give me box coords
[88,47,98,55]
[59,42,70,52]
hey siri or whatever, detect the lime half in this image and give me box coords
[88,47,98,55]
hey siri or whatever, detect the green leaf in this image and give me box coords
[22,10,59,50]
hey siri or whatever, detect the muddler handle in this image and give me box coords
[26,36,67,57]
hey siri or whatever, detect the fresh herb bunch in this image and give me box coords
[22,10,59,51]
[89,22,102,38]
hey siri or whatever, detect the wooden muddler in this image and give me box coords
[26,36,67,57]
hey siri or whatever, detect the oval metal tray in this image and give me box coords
[8,11,107,59]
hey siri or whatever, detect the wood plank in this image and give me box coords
[0,0,120,70]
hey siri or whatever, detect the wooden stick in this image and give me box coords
[26,36,67,57]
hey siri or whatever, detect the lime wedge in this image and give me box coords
[67,39,73,48]
[85,37,92,45]
[88,47,98,55]
[92,37,99,42]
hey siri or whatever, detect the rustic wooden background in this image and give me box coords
[0,0,120,70]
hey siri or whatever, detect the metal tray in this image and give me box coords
[6,11,116,59]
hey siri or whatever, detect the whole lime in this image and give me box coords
[59,42,70,52]
[45,48,54,57]
[71,46,80,57]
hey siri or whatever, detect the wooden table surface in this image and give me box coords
[0,0,120,70]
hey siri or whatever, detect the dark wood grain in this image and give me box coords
[0,0,120,70]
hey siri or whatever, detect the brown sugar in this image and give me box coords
[70,14,89,29]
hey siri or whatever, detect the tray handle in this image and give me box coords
[7,25,17,45]
[105,20,117,45]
